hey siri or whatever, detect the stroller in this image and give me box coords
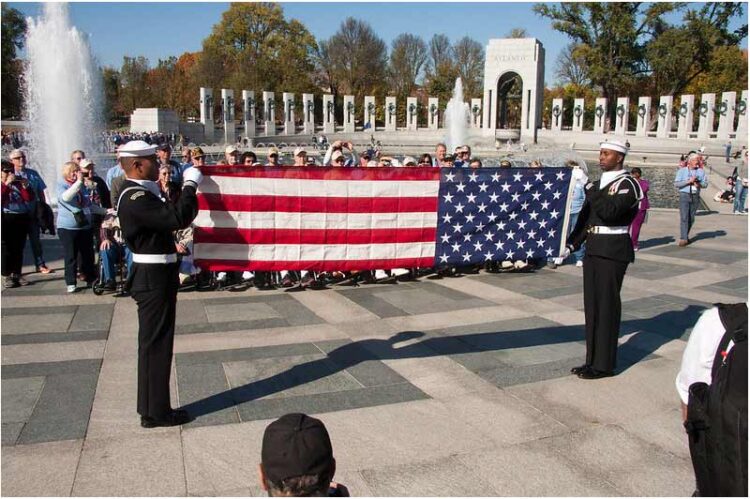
[92,214,129,296]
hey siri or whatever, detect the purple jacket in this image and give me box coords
[638,178,650,211]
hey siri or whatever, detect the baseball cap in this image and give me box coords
[294,147,307,157]
[361,149,375,159]
[261,413,334,484]
[268,147,280,156]
[157,143,171,151]
[79,159,95,169]
[402,156,417,166]
[225,145,239,154]
[331,150,345,162]
[191,146,205,158]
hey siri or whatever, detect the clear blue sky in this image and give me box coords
[7,2,748,86]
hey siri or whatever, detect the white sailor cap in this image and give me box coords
[118,140,157,158]
[599,139,629,155]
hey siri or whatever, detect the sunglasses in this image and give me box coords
[11,156,24,160]
[333,157,345,163]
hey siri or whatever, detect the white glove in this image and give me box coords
[559,246,571,260]
[182,167,203,187]
[571,167,584,181]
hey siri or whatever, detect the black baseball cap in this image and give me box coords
[261,413,334,483]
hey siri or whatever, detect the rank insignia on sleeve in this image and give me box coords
[130,191,145,200]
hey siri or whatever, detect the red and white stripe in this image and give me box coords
[193,166,442,271]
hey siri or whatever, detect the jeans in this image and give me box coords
[26,217,45,266]
[734,182,747,213]
[58,228,96,286]
[679,191,700,240]
[100,242,132,282]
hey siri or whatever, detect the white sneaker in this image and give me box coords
[216,272,227,282]
[575,260,583,267]
[66,285,77,293]
[242,271,254,280]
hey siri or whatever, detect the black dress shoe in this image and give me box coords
[570,364,590,375]
[140,409,191,428]
[577,367,614,380]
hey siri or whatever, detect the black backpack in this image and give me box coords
[685,303,747,497]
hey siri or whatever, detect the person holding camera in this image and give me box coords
[674,151,708,247]
[323,141,358,167]
[2,160,35,288]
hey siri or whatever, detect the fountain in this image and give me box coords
[23,3,103,201]
[443,77,471,152]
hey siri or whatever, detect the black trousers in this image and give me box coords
[583,254,629,372]
[1,213,30,276]
[58,228,96,286]
[131,262,179,418]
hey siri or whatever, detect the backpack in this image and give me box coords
[685,303,747,497]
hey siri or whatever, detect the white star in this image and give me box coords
[523,181,533,191]
[466,193,477,204]
[464,233,473,242]
[487,213,498,223]
[538,219,548,229]
[484,251,495,261]
[534,171,544,182]
[443,192,454,203]
[506,230,516,240]
[536,238,546,247]
[543,181,553,191]
[444,172,456,182]
[500,182,511,192]
[478,182,489,193]
[526,249,535,259]
[545,248,554,257]
[439,253,449,263]
[527,229,537,239]
[490,172,501,183]
[451,242,461,253]
[484,231,495,241]
[516,239,526,249]
[555,171,565,181]
[550,209,560,219]
[454,202,465,213]
[529,211,539,220]
[499,202,509,212]
[476,222,485,232]
[465,213,476,223]
[456,182,466,193]
[553,190,562,200]
[497,221,507,230]
[532,191,541,201]
[440,233,451,244]
[462,252,472,262]
[513,172,523,182]
[473,241,483,252]
[511,192,521,202]
[494,240,505,250]
[518,220,527,230]
[548,228,557,238]
[505,250,515,259]
[540,200,550,210]
[509,212,518,221]
[452,222,463,233]
[468,171,479,182]
[521,201,529,211]
[489,192,500,203]
[477,202,487,213]
[442,213,453,223]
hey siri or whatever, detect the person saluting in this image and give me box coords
[116,140,202,427]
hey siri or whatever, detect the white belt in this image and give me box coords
[588,226,629,235]
[132,253,178,264]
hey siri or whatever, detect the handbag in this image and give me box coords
[61,201,88,228]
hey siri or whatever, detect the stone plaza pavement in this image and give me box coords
[1,209,747,496]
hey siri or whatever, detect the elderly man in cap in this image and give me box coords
[293,147,308,167]
[259,413,347,497]
[674,151,708,246]
[266,147,282,167]
[225,145,241,166]
[561,139,643,379]
[155,143,183,185]
[116,140,202,427]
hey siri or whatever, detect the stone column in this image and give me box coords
[364,96,376,131]
[614,97,629,136]
[550,98,563,132]
[736,90,748,139]
[636,96,651,137]
[282,93,295,135]
[385,97,396,132]
[470,98,482,128]
[302,93,315,135]
[406,97,418,130]
[656,96,673,138]
[263,91,276,136]
[242,90,255,138]
[323,94,335,133]
[697,93,715,140]
[428,98,439,130]
[221,88,235,144]
[593,98,607,134]
[200,87,214,142]
[717,91,737,140]
[343,95,355,133]
[483,88,493,132]
[677,94,694,140]
[572,98,584,132]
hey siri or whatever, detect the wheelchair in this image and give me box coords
[92,215,130,296]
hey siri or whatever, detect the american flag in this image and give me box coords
[192,166,573,272]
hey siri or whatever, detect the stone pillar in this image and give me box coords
[221,88,235,144]
[200,87,214,142]
[483,88,493,132]
[697,93,715,140]
[636,96,651,137]
[593,98,607,134]
[550,98,563,132]
[281,93,294,135]
[736,90,748,139]
[302,93,315,135]
[343,95,355,133]
[364,96,376,131]
[385,97,397,132]
[677,94,694,140]
[614,97,629,136]
[406,97,418,131]
[322,94,335,133]
[656,96,673,138]
[717,91,736,140]
[242,90,255,138]
[263,91,276,136]
[428,98,439,130]
[572,98,584,132]
[470,98,482,128]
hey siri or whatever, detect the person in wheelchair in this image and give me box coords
[98,211,132,292]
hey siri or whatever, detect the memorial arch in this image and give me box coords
[483,38,545,143]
